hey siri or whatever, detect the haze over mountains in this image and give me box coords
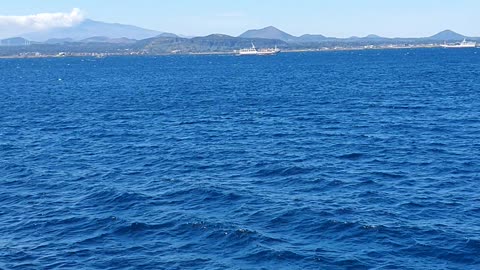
[238,26,475,43]
[22,19,162,41]
[2,16,477,44]
[1,18,478,55]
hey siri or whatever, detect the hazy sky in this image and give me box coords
[0,0,478,38]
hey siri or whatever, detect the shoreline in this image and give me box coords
[0,44,476,59]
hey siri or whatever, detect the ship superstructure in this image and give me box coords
[237,43,280,56]
[441,39,477,48]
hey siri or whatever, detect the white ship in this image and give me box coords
[441,39,477,48]
[237,43,280,56]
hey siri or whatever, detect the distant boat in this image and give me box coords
[237,43,280,56]
[441,39,476,48]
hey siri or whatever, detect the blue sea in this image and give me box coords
[1,49,480,269]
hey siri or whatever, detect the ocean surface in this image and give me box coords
[1,49,480,269]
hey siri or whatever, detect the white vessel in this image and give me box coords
[441,39,477,48]
[237,43,280,56]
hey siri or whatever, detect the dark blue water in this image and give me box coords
[1,49,480,269]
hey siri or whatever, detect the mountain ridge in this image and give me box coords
[239,26,297,42]
[429,30,466,40]
[22,19,162,41]
[237,27,475,43]
[7,18,478,44]
[2,21,479,54]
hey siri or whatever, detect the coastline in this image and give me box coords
[0,44,475,59]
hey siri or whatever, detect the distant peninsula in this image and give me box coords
[1,22,478,58]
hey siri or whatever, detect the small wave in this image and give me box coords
[161,186,243,205]
[334,258,369,269]
[238,248,306,263]
[113,222,166,235]
[399,202,424,208]
[338,153,365,160]
[0,143,19,151]
[371,171,406,179]
[253,166,313,177]
[354,179,381,187]
[465,238,480,251]
[82,189,148,203]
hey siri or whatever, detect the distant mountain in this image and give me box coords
[344,35,385,40]
[16,19,475,46]
[22,19,162,41]
[238,27,396,43]
[297,34,328,43]
[429,30,465,41]
[141,34,289,54]
[239,26,296,42]
[156,33,179,38]
[79,36,137,44]
[3,24,480,58]
[0,37,31,46]
[44,38,75,44]
[364,34,386,40]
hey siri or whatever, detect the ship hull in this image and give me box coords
[257,51,280,56]
[441,45,476,48]
[237,50,280,56]
[236,43,280,56]
[441,39,477,48]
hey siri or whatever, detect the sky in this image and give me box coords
[0,0,478,38]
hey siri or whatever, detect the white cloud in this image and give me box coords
[0,8,84,38]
